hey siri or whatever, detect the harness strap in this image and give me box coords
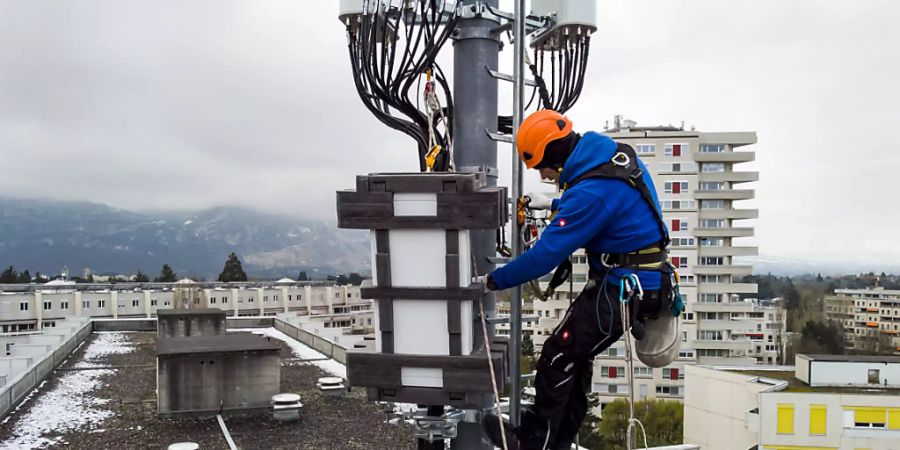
[566,143,670,249]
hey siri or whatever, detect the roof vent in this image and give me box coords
[317,376,347,397]
[271,393,303,422]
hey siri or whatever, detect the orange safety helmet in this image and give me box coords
[516,109,573,169]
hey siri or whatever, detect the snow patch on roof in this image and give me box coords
[231,327,346,378]
[0,332,135,449]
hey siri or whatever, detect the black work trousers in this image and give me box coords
[519,278,624,450]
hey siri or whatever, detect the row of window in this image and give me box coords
[776,404,900,436]
[633,143,729,156]
[600,366,683,380]
[660,200,696,210]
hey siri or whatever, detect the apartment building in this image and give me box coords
[826,287,900,355]
[0,278,369,333]
[523,120,772,408]
[685,354,900,450]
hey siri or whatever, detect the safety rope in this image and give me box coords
[473,251,508,450]
[619,275,649,450]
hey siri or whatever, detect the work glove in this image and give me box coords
[672,286,685,317]
[473,275,498,291]
[524,191,553,210]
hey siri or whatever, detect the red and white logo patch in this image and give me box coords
[558,218,568,227]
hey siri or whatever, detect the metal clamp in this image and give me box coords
[485,129,514,144]
[413,408,466,443]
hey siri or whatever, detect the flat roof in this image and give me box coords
[801,354,900,363]
[157,334,280,355]
[156,308,226,317]
[724,369,900,395]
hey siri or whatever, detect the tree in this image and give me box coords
[348,272,365,286]
[597,399,683,450]
[0,266,17,284]
[799,320,845,355]
[334,274,350,285]
[155,264,178,283]
[17,270,31,284]
[134,271,149,282]
[218,253,248,282]
[577,393,604,449]
[297,271,309,281]
[521,333,535,360]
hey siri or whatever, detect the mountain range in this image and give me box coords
[0,198,369,279]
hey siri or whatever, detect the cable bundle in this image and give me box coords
[344,0,458,172]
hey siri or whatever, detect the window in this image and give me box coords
[636,144,655,155]
[700,275,728,283]
[164,299,171,306]
[777,404,795,434]
[868,369,880,384]
[700,144,725,153]
[680,274,695,284]
[249,297,254,303]
[664,143,688,156]
[683,312,694,321]
[699,219,725,229]
[633,367,652,378]
[264,296,268,303]
[210,297,216,304]
[151,299,158,307]
[655,385,680,395]
[98,300,106,308]
[679,350,694,358]
[117,302,125,309]
[809,405,826,435]
[671,237,695,247]
[701,163,726,172]
[852,408,886,428]
[43,301,52,310]
[83,300,91,309]
[664,181,689,194]
[699,182,726,191]
[699,330,723,340]
[20,302,29,311]
[670,256,688,269]
[221,296,227,304]
[662,367,683,380]
[701,238,724,247]
[573,255,588,265]
[132,299,140,307]
[601,366,624,378]
[700,257,724,266]
[701,200,726,210]
[661,200,696,210]
[61,301,68,310]
[670,219,689,232]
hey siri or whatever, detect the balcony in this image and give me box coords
[693,339,752,350]
[694,265,754,276]
[699,283,759,295]
[699,171,759,184]
[694,227,754,238]
[699,209,759,220]
[693,151,755,163]
[699,246,758,257]
[693,189,755,200]
[700,320,761,332]
[700,132,757,147]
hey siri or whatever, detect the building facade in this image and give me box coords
[826,287,900,355]
[685,355,900,450]
[0,279,369,333]
[506,121,772,409]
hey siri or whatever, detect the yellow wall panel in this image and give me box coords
[777,403,795,435]
[809,404,827,435]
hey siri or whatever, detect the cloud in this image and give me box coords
[1,0,899,263]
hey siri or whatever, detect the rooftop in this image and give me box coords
[724,368,900,395]
[0,330,414,449]
[800,353,900,363]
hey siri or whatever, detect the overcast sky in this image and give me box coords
[1,1,898,264]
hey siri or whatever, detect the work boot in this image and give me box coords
[482,412,552,450]
[482,413,521,450]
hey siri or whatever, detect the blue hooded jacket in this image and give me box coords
[490,131,667,291]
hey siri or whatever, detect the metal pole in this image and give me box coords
[508,0,527,429]
[452,1,499,448]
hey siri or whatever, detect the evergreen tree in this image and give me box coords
[17,270,31,284]
[348,272,365,286]
[521,333,535,360]
[134,271,149,282]
[577,393,604,449]
[0,266,17,284]
[218,253,248,282]
[155,264,178,282]
[297,271,309,281]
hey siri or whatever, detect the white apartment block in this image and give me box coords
[685,354,900,450]
[516,121,776,409]
[826,287,900,355]
[0,278,371,334]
